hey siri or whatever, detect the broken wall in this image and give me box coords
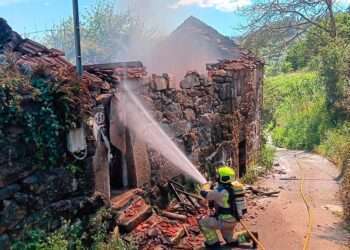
[143,59,263,181]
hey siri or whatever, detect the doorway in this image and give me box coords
[110,147,128,190]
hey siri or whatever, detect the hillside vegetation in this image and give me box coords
[263,11,350,220]
[265,72,330,150]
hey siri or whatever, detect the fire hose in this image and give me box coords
[239,220,266,250]
[295,153,313,250]
[200,181,267,249]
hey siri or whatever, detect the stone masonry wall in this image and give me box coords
[143,59,263,181]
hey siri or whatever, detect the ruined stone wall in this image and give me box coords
[144,60,263,180]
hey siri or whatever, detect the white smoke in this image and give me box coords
[173,0,251,12]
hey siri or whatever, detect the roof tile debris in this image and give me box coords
[84,62,147,82]
[0,18,145,107]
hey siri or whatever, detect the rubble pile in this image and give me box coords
[0,16,264,249]
[125,197,208,250]
[0,18,147,246]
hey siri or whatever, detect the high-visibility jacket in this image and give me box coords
[202,181,246,220]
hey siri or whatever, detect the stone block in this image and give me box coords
[117,198,152,233]
[152,74,169,91]
[111,189,144,211]
[0,234,10,250]
[218,83,232,100]
[180,72,200,89]
[212,76,225,83]
[183,108,196,121]
[21,169,77,203]
[0,200,27,234]
[171,120,191,137]
[0,184,20,200]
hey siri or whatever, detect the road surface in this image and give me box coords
[245,149,350,250]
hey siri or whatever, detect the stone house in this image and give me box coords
[0,17,263,246]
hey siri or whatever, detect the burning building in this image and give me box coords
[0,16,263,246]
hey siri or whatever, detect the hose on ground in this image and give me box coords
[295,153,313,250]
[239,220,266,250]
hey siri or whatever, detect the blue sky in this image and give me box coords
[0,0,249,38]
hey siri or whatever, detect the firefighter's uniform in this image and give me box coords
[199,166,245,248]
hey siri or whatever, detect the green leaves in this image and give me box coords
[0,69,81,170]
[265,71,331,150]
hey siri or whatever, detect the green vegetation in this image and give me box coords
[317,123,350,167]
[242,144,276,184]
[12,209,135,250]
[262,11,350,220]
[317,123,350,220]
[265,71,331,150]
[0,64,84,170]
[43,0,157,64]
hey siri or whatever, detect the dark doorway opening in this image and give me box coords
[110,147,125,190]
[239,140,247,177]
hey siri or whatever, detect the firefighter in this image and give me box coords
[199,166,246,248]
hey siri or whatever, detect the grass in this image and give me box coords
[264,71,331,150]
[316,123,350,221]
[241,144,276,184]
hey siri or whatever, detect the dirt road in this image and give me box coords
[245,149,350,250]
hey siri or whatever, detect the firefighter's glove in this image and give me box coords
[200,182,212,198]
[201,182,212,191]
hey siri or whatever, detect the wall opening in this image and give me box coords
[239,140,247,177]
[110,147,127,190]
[110,129,138,198]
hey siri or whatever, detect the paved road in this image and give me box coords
[246,149,350,250]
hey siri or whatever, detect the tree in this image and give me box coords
[44,0,158,64]
[240,0,345,55]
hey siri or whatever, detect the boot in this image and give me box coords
[225,240,239,248]
[205,241,221,249]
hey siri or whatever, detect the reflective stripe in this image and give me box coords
[201,227,219,244]
[199,224,219,244]
[222,191,230,208]
[218,214,234,220]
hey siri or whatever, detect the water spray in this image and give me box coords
[118,80,207,184]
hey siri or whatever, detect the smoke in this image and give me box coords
[118,80,207,184]
[118,0,179,34]
[115,0,234,79]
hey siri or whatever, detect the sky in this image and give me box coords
[0,0,250,38]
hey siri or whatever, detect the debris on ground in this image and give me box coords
[246,185,280,197]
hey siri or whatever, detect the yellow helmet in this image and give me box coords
[217,166,235,183]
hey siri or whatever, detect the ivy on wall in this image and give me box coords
[0,65,84,169]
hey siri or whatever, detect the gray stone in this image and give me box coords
[218,83,232,100]
[183,108,196,121]
[199,114,214,127]
[180,73,200,89]
[212,76,225,83]
[0,234,10,250]
[152,75,169,91]
[167,103,182,113]
[171,121,191,137]
[0,184,20,200]
[0,55,7,65]
[0,200,27,233]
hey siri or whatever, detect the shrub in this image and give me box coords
[259,144,276,171]
[317,123,350,220]
[265,71,331,150]
[242,143,276,184]
[11,219,133,250]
